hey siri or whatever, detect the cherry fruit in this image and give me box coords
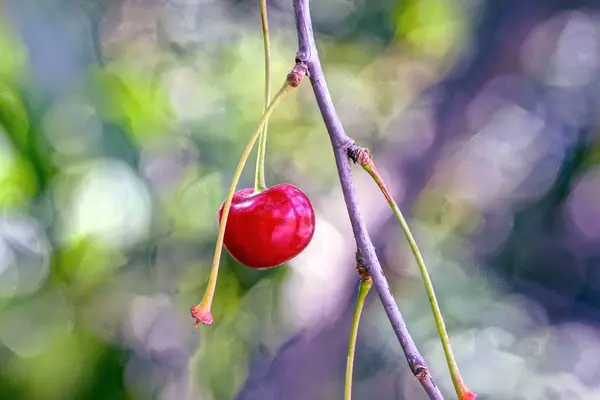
[217,183,316,269]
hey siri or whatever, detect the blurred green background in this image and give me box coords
[1,0,600,399]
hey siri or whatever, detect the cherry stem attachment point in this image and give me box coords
[344,261,372,400]
[254,0,272,193]
[348,145,476,400]
[190,65,307,327]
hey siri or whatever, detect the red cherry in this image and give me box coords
[217,183,316,269]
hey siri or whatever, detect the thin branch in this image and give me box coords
[292,1,444,398]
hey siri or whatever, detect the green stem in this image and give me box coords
[345,277,372,400]
[356,149,474,400]
[254,0,272,193]
[191,82,294,326]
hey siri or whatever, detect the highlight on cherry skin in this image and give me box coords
[217,183,316,269]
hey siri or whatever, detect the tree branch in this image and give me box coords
[292,1,444,398]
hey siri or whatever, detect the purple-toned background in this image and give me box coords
[1,0,600,399]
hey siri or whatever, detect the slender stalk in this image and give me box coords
[191,82,294,326]
[254,0,272,192]
[349,146,476,400]
[345,274,372,400]
[292,0,444,398]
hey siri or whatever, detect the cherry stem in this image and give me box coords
[344,265,372,400]
[191,81,295,326]
[349,146,476,400]
[254,0,272,193]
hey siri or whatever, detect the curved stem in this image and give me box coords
[352,148,475,400]
[191,82,294,326]
[345,277,372,400]
[254,0,272,193]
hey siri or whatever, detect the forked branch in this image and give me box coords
[291,0,443,398]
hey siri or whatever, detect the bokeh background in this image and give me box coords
[1,0,600,399]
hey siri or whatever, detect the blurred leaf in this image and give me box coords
[0,83,29,149]
[91,64,174,145]
[168,171,224,238]
[0,19,27,83]
[6,332,101,400]
[78,342,133,400]
[0,84,53,196]
[0,130,37,210]
[394,0,467,58]
[0,156,38,210]
[56,237,127,295]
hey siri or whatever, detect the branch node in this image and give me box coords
[287,61,309,87]
[413,365,430,381]
[355,250,372,283]
[295,45,310,65]
[347,145,373,167]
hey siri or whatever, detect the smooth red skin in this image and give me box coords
[217,183,316,269]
